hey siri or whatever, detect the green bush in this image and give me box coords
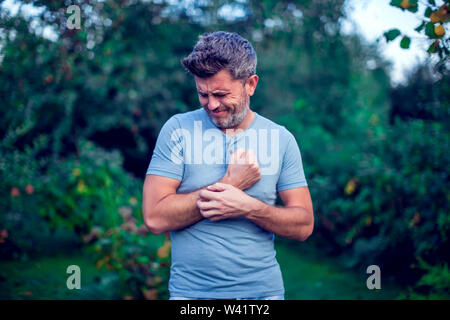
[0,136,73,259]
[1,138,170,299]
[37,140,134,234]
[85,208,170,300]
[399,259,450,299]
[310,119,449,288]
[1,140,142,255]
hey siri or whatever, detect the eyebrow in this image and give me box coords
[198,90,230,95]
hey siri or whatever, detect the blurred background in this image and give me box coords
[0,0,449,300]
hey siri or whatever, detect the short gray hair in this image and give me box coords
[181,31,257,79]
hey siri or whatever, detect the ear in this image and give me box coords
[245,74,259,96]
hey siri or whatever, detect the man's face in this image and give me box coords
[195,69,253,129]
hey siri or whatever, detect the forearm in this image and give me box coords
[247,200,314,241]
[147,176,235,234]
[149,189,203,234]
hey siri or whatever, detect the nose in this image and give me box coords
[207,96,220,110]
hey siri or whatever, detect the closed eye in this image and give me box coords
[198,92,228,98]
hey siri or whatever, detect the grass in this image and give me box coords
[0,251,120,300]
[275,240,405,300]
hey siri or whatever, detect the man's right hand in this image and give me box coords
[220,148,261,190]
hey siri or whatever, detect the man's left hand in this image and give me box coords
[197,183,263,221]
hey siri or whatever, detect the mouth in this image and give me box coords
[210,109,228,116]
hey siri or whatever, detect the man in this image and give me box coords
[143,31,314,300]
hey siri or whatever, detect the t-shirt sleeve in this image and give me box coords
[276,131,308,191]
[146,116,184,181]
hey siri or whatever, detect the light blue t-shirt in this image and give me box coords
[146,108,307,299]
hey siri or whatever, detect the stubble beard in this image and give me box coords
[208,94,250,129]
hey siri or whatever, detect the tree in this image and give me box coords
[384,0,449,73]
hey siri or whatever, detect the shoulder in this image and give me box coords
[169,108,205,124]
[159,108,205,132]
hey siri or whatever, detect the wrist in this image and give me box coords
[246,197,268,219]
[219,172,236,188]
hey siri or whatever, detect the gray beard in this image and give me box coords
[211,100,250,129]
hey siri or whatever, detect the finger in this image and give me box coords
[206,184,227,192]
[236,148,246,158]
[197,200,220,210]
[209,182,231,191]
[238,149,257,165]
[241,149,256,164]
[199,189,221,201]
[248,150,259,165]
[200,209,221,218]
[239,148,247,159]
[230,148,242,161]
[242,149,257,165]
[231,148,246,164]
[241,151,250,164]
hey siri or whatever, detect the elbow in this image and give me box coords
[144,217,165,235]
[297,213,314,242]
[146,223,165,236]
[297,224,313,242]
[143,207,166,235]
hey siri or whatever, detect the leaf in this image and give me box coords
[407,6,419,13]
[415,21,426,32]
[428,0,436,5]
[384,29,401,41]
[425,7,433,18]
[390,0,403,8]
[406,0,419,12]
[434,25,445,37]
[427,41,438,53]
[430,11,442,23]
[425,22,437,38]
[400,36,411,49]
[394,0,418,11]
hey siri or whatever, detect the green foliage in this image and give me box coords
[0,137,170,298]
[385,0,450,64]
[0,1,201,176]
[425,22,437,38]
[398,259,450,299]
[390,0,419,13]
[0,136,68,259]
[308,88,449,291]
[384,28,401,41]
[1,0,448,299]
[350,120,448,264]
[85,210,170,300]
[0,139,142,255]
[400,35,411,48]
